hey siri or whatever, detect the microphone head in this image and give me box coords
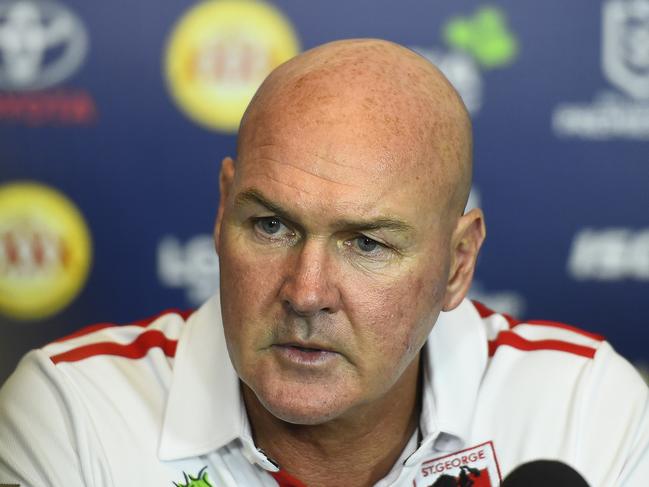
[502,460,590,487]
[430,475,457,486]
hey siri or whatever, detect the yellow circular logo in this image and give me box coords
[164,0,300,132]
[0,182,92,320]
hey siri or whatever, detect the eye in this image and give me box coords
[344,234,396,262]
[355,236,379,253]
[253,216,294,242]
[257,217,283,235]
[348,235,394,260]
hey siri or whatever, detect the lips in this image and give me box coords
[272,341,339,365]
[279,342,333,353]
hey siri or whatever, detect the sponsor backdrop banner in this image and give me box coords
[1,0,648,384]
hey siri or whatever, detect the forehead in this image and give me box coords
[235,115,448,231]
[233,45,468,226]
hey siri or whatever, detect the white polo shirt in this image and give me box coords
[0,295,647,487]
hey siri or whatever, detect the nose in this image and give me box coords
[278,239,341,317]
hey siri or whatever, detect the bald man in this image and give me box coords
[0,39,647,487]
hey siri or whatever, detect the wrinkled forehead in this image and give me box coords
[234,120,458,233]
[240,130,400,192]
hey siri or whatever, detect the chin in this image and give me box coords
[252,380,355,425]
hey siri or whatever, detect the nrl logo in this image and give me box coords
[172,466,213,487]
[602,0,649,100]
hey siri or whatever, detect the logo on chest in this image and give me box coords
[172,466,213,487]
[414,441,502,486]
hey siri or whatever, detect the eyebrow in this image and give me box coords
[234,189,415,234]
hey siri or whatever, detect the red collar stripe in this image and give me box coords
[270,470,308,487]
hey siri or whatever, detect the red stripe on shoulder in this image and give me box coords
[53,308,194,343]
[524,319,605,341]
[488,331,597,359]
[471,300,520,328]
[473,300,605,341]
[50,330,178,364]
[270,470,308,487]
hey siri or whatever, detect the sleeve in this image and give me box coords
[577,342,649,487]
[0,350,110,487]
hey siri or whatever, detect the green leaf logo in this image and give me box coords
[173,466,213,487]
[444,6,518,68]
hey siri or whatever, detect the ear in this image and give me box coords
[442,208,486,311]
[214,156,236,254]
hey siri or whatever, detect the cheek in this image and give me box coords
[218,232,286,346]
[346,270,445,367]
[220,227,286,300]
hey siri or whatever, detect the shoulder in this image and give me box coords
[38,307,197,417]
[472,300,605,360]
[2,307,194,400]
[1,307,196,421]
[0,307,195,486]
[471,300,645,395]
[42,307,193,366]
[1,307,197,436]
[468,301,649,484]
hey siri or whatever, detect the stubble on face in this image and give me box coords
[216,39,474,427]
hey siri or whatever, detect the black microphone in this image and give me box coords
[502,460,590,487]
[430,475,457,487]
[430,466,485,487]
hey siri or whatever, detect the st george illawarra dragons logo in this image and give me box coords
[173,466,213,487]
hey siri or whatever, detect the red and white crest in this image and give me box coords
[413,441,502,487]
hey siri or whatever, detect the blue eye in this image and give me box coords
[356,236,379,252]
[257,217,283,235]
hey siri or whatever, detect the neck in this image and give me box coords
[244,354,422,487]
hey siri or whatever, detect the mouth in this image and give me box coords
[272,342,339,365]
[279,342,333,353]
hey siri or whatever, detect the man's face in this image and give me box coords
[216,109,459,425]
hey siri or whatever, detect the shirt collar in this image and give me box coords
[158,294,251,462]
[413,298,488,460]
[158,295,488,462]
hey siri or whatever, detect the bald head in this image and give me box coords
[238,39,473,215]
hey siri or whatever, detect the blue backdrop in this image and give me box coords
[1,0,648,385]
